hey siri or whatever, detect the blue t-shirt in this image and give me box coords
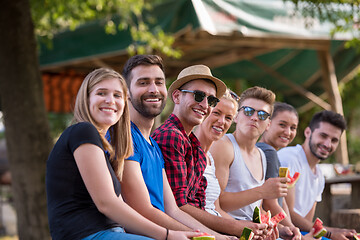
[46,122,121,240]
[127,122,165,212]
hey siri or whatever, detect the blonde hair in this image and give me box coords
[222,89,239,111]
[72,68,133,180]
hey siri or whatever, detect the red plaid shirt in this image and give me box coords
[152,114,207,209]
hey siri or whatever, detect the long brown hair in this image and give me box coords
[72,68,133,180]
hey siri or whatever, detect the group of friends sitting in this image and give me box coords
[46,54,357,240]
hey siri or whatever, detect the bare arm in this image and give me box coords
[263,198,294,228]
[162,170,217,232]
[121,161,191,231]
[325,227,356,240]
[180,203,267,239]
[285,187,314,231]
[74,144,200,240]
[211,137,288,212]
[75,144,167,239]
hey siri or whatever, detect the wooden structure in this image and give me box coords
[39,0,360,164]
[315,174,360,226]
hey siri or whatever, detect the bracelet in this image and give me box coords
[165,228,169,240]
[325,231,332,238]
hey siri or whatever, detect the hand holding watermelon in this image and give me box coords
[240,227,254,240]
[252,206,287,227]
[260,177,288,199]
[312,218,327,239]
[279,167,300,188]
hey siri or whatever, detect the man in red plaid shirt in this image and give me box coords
[152,65,269,238]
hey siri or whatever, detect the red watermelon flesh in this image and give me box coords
[312,218,327,239]
[261,211,271,224]
[269,211,287,227]
[287,171,300,188]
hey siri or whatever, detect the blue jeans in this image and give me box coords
[82,227,154,240]
[300,231,330,240]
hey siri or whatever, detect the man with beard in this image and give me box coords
[278,110,356,240]
[120,55,221,236]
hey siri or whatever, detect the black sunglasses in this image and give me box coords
[229,90,240,102]
[239,106,271,121]
[180,89,220,107]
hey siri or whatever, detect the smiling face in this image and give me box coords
[262,110,298,150]
[173,79,217,133]
[199,98,237,142]
[305,121,342,161]
[88,77,125,132]
[128,65,166,119]
[235,98,271,140]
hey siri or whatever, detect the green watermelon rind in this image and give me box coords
[253,206,261,223]
[313,228,327,239]
[353,233,360,240]
[312,218,327,239]
[240,227,254,240]
[192,235,215,240]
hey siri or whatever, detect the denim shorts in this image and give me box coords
[82,227,154,240]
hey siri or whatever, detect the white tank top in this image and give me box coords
[225,134,267,220]
[204,152,222,216]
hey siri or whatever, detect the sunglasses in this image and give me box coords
[180,89,220,107]
[239,106,271,121]
[229,90,240,102]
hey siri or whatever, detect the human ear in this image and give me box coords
[172,89,181,104]
[304,127,311,138]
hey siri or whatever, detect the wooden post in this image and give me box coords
[317,50,349,165]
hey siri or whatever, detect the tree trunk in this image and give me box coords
[0,0,52,239]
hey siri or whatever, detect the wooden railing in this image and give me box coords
[315,174,360,226]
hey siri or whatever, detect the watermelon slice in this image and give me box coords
[269,211,287,227]
[240,227,254,240]
[279,167,300,188]
[253,206,271,224]
[192,232,215,240]
[279,167,289,178]
[312,218,327,239]
[353,233,360,240]
[253,206,261,223]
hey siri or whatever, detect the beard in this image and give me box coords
[309,133,329,161]
[130,93,166,119]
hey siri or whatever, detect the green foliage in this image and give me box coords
[284,0,360,50]
[340,71,360,163]
[30,0,181,57]
[47,112,72,140]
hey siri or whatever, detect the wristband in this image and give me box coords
[325,231,332,238]
[165,228,169,240]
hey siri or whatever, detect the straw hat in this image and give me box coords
[168,65,227,99]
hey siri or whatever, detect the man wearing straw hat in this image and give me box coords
[152,65,268,238]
